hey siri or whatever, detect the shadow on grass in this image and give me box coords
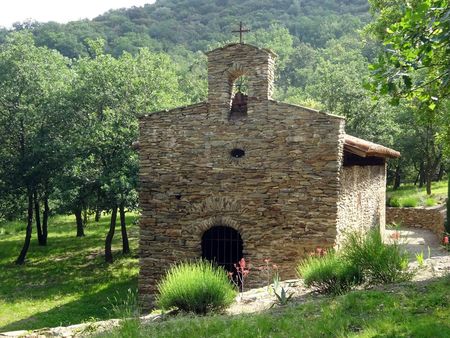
[0,278,138,332]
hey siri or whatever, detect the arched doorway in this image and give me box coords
[201,226,243,272]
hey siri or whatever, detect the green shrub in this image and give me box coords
[424,197,437,207]
[297,251,363,295]
[400,197,419,208]
[342,229,411,284]
[388,197,401,207]
[156,260,236,314]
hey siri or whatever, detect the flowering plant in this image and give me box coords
[443,233,449,251]
[258,258,279,292]
[228,258,250,297]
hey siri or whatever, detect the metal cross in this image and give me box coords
[232,21,250,44]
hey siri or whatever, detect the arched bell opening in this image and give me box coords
[201,225,243,273]
[229,75,248,120]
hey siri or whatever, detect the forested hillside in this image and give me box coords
[0,0,370,57]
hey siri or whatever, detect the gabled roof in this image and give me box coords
[344,134,400,159]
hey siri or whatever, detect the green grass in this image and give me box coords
[0,213,139,332]
[157,260,236,314]
[387,180,448,207]
[297,251,362,295]
[97,275,450,338]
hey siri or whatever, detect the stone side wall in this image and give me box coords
[336,164,386,247]
[138,98,345,308]
[386,205,446,236]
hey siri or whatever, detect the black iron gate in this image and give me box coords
[201,226,243,272]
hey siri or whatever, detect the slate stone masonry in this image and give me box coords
[137,43,388,308]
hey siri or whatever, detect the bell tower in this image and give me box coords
[205,34,276,120]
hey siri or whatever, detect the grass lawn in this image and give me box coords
[387,180,448,207]
[0,213,139,332]
[100,276,450,338]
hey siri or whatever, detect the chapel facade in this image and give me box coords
[137,42,400,307]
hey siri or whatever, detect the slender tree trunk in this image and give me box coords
[437,164,445,181]
[95,186,101,222]
[426,175,432,195]
[446,170,450,233]
[393,164,401,190]
[34,191,45,245]
[119,203,130,255]
[419,162,426,188]
[75,209,85,237]
[95,208,101,222]
[16,190,33,265]
[105,206,118,263]
[42,194,49,245]
[83,208,88,228]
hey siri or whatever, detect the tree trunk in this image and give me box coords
[419,162,426,188]
[95,208,101,222]
[437,164,445,181]
[105,206,118,263]
[393,164,401,190]
[75,209,85,237]
[16,190,33,265]
[119,203,130,255]
[34,191,45,246]
[42,194,49,246]
[446,170,450,233]
[83,208,88,227]
[426,172,432,195]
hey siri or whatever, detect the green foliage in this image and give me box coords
[297,251,363,295]
[272,286,294,306]
[388,197,401,207]
[387,180,448,207]
[400,197,419,208]
[415,251,425,268]
[367,0,450,106]
[156,260,236,314]
[342,229,411,284]
[17,0,370,58]
[106,288,139,319]
[424,197,437,207]
[95,275,450,338]
[299,229,411,295]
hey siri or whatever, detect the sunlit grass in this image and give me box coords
[387,180,447,207]
[0,213,139,332]
[96,275,450,338]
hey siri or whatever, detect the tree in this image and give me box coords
[71,41,184,263]
[368,0,449,106]
[368,0,449,206]
[0,32,72,263]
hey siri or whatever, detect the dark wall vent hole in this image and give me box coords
[231,148,245,158]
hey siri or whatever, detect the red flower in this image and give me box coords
[444,236,449,245]
[239,258,246,269]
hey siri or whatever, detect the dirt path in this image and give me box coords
[227,227,450,315]
[385,227,450,281]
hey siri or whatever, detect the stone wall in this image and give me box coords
[386,205,446,236]
[336,164,386,246]
[138,95,345,307]
[206,43,276,121]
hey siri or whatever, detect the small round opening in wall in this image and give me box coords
[230,148,245,158]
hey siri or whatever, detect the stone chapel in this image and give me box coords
[137,42,400,306]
